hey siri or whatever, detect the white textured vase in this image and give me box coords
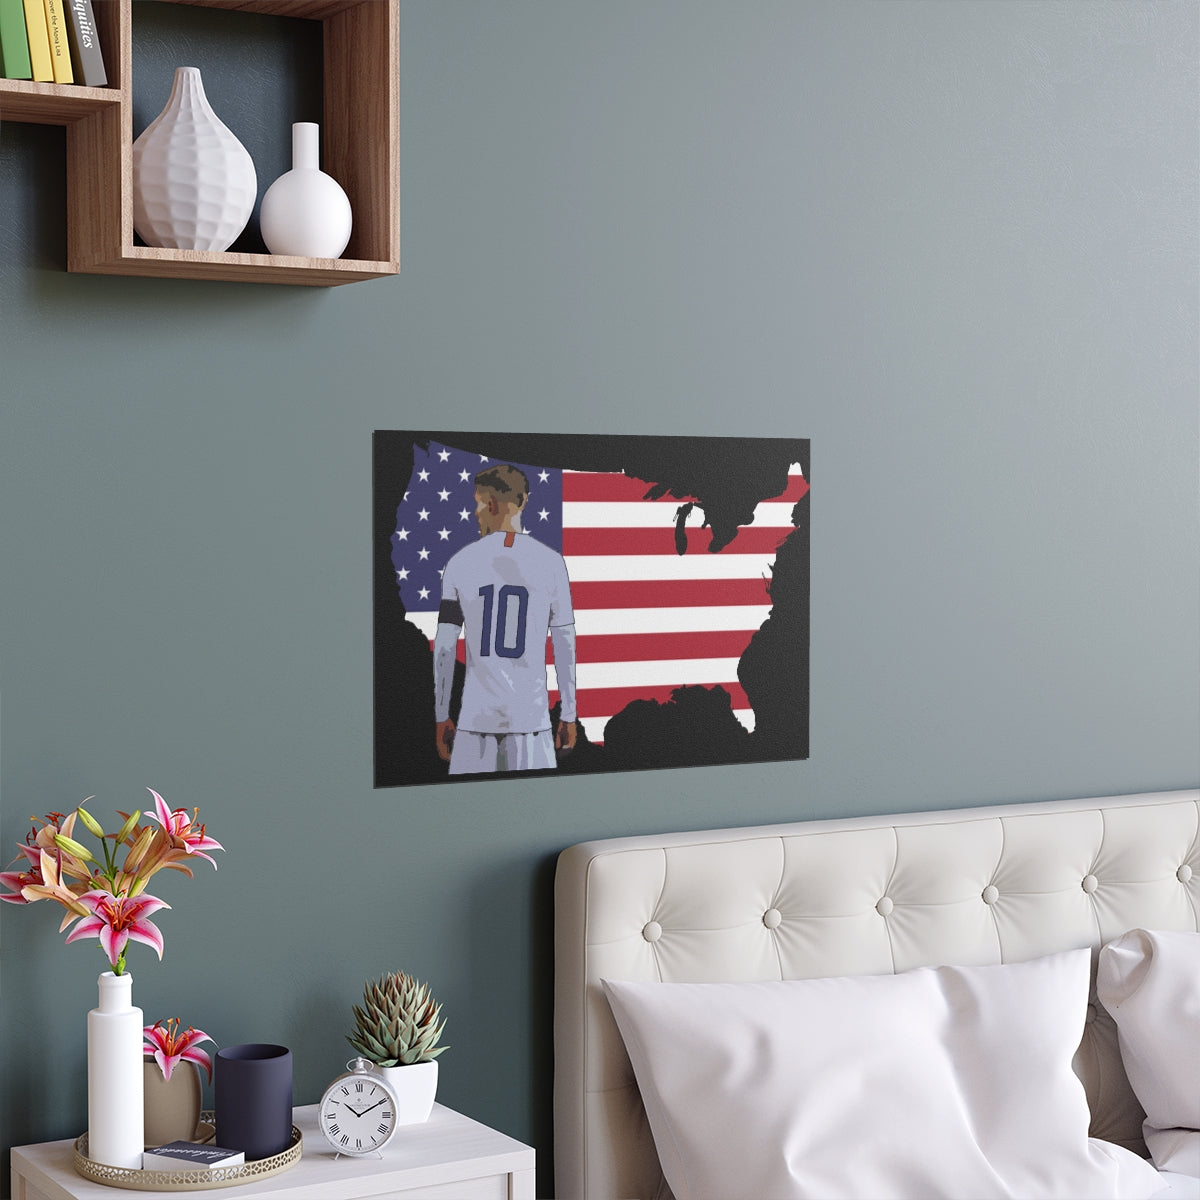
[88,972,145,1169]
[259,122,352,258]
[374,1060,438,1125]
[132,66,257,251]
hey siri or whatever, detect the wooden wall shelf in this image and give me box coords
[0,0,399,286]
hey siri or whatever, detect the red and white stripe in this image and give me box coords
[410,464,807,744]
[552,465,806,741]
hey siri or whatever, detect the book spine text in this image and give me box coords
[62,0,103,85]
[41,0,72,83]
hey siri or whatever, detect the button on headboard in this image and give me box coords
[553,790,1200,1200]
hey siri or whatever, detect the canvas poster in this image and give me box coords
[373,431,809,787]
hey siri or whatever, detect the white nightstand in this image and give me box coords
[10,1103,535,1200]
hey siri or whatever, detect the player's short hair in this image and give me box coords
[475,463,529,509]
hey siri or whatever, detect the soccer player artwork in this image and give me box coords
[373,431,810,787]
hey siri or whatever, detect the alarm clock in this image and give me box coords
[318,1058,399,1157]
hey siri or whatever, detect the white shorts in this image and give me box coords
[449,729,556,775]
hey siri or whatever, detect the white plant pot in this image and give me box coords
[260,122,352,259]
[132,66,257,251]
[88,972,145,1169]
[374,1061,438,1126]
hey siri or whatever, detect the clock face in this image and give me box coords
[319,1074,397,1155]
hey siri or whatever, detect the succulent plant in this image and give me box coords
[347,971,449,1067]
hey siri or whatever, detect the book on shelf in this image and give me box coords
[61,0,102,85]
[0,0,33,80]
[41,0,71,83]
[22,0,51,81]
[142,1142,246,1171]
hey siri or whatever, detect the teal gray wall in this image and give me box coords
[2,2,1196,1193]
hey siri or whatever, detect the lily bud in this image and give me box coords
[114,810,142,845]
[121,826,157,875]
[54,833,95,863]
[75,806,106,839]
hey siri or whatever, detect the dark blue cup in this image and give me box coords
[214,1043,293,1160]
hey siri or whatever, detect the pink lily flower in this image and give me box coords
[3,813,93,900]
[20,850,91,927]
[33,812,92,876]
[0,864,33,904]
[145,789,224,869]
[0,843,42,905]
[143,1017,214,1082]
[65,890,170,972]
[2,845,91,921]
[31,810,78,852]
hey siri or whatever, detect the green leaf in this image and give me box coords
[347,1040,375,1063]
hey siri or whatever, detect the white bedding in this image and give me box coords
[1150,1174,1200,1200]
[604,950,1163,1200]
[554,789,1200,1200]
[1098,929,1200,1178]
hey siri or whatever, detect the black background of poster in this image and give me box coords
[373,431,810,788]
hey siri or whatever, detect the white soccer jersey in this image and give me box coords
[439,531,575,734]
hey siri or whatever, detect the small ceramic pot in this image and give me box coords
[374,1060,438,1125]
[143,1060,202,1149]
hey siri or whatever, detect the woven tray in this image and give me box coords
[73,1112,301,1191]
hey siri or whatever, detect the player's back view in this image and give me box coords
[444,529,571,732]
[434,464,577,774]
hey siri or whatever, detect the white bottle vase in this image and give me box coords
[88,972,145,1169]
[132,66,257,251]
[260,122,353,259]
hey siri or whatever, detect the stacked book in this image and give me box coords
[0,0,105,85]
[143,1141,246,1171]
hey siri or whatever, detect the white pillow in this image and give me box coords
[604,950,1164,1200]
[1098,929,1200,1178]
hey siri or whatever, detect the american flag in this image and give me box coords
[391,441,808,743]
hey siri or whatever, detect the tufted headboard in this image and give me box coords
[553,789,1200,1200]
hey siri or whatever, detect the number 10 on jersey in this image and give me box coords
[478,584,529,659]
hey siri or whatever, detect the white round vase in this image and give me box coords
[132,66,257,251]
[88,972,145,1169]
[374,1060,438,1125]
[260,122,352,259]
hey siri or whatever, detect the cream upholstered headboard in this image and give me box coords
[553,789,1200,1200]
